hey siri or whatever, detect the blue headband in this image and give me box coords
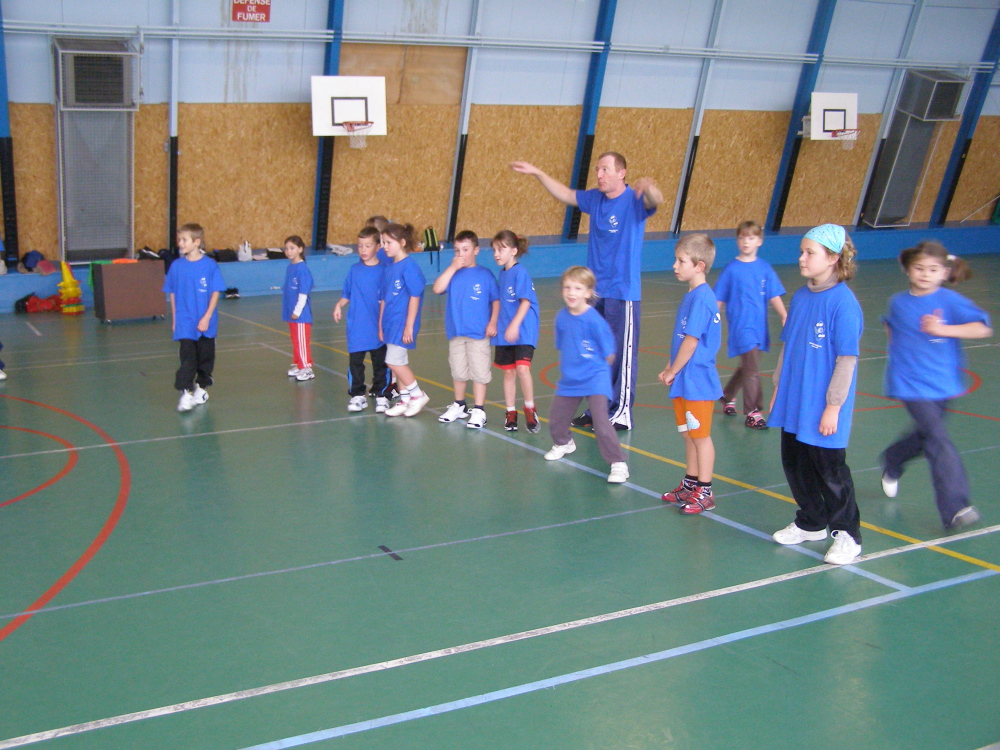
[804,224,846,254]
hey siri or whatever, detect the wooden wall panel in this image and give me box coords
[339,42,466,106]
[911,120,960,223]
[585,107,693,235]
[947,114,1000,223]
[457,105,580,237]
[177,103,315,250]
[6,104,58,259]
[134,104,169,251]
[682,110,788,232]
[782,113,881,228]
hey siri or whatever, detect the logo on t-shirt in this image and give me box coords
[580,339,596,359]
[198,277,208,292]
[506,285,515,299]
[392,279,402,295]
[471,283,482,300]
[713,313,721,324]
[810,320,826,348]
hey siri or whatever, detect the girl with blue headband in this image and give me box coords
[768,224,864,565]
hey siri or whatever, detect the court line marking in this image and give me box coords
[239,569,999,750]
[1,344,268,373]
[2,530,995,749]
[0,427,78,509]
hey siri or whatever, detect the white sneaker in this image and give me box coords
[192,385,209,405]
[824,530,861,565]
[608,462,629,483]
[544,440,577,461]
[287,365,300,377]
[347,395,368,412]
[295,367,315,381]
[404,392,430,417]
[466,407,486,429]
[384,400,409,417]
[177,390,196,412]
[0,369,7,380]
[881,472,898,498]
[772,522,828,545]
[375,397,390,413]
[439,402,471,423]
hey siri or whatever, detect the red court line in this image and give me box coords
[0,395,131,643]
[0,426,79,509]
[946,408,1000,423]
[539,362,558,389]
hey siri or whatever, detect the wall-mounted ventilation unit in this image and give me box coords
[55,38,139,112]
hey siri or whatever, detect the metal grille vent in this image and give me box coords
[55,38,139,111]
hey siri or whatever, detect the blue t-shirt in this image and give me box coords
[883,287,990,401]
[380,255,426,350]
[442,264,500,340]
[554,306,616,398]
[575,185,655,301]
[714,257,785,357]
[493,263,540,347]
[342,260,386,353]
[162,254,226,340]
[770,283,863,449]
[669,282,723,401]
[281,261,314,324]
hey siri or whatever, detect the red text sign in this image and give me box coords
[232,0,270,22]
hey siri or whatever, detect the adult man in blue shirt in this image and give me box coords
[512,153,663,430]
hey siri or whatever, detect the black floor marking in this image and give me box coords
[378,545,403,561]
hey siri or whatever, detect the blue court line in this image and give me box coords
[242,568,997,750]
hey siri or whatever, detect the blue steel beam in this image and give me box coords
[766,0,838,232]
[930,8,1000,226]
[311,0,345,250]
[563,0,617,240]
[0,0,21,269]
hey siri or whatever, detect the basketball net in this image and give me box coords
[343,121,373,149]
[832,128,860,150]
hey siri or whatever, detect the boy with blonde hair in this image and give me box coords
[658,233,723,513]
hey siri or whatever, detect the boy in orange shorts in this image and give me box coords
[658,234,723,514]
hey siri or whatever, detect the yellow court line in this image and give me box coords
[223,312,999,572]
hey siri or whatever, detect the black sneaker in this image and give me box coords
[613,422,630,432]
[571,413,593,429]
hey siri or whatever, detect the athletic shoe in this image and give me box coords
[949,506,981,529]
[571,413,593,429]
[772,522,828,545]
[745,410,768,430]
[375,397,390,413]
[661,482,692,505]
[524,406,540,434]
[607,462,629,483]
[177,390,196,412]
[504,410,518,431]
[403,393,430,417]
[347,395,368,412]
[295,367,315,381]
[722,399,737,416]
[824,530,861,565]
[192,385,209,405]
[466,407,487,429]
[384,400,409,417]
[0,370,7,380]
[880,472,899,498]
[679,487,715,514]
[439,402,471,423]
[613,422,630,432]
[287,365,300,377]
[544,440,576,461]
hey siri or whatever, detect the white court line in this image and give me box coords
[2,525,996,749]
[2,344,265,373]
[23,322,42,337]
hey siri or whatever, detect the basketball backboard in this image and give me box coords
[809,92,858,140]
[311,76,387,137]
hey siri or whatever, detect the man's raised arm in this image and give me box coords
[510,161,578,207]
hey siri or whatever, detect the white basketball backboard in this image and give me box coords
[809,92,858,140]
[311,76,387,137]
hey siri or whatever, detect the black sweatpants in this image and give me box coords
[175,337,215,392]
[781,430,861,544]
[348,346,392,397]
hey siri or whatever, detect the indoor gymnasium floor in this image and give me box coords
[1,254,998,750]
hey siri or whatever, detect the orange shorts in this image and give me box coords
[672,398,715,439]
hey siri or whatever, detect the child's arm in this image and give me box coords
[657,335,698,387]
[819,355,857,436]
[769,296,788,326]
[486,299,499,339]
[432,256,462,294]
[333,297,349,322]
[378,300,385,342]
[402,296,420,344]
[169,293,176,333]
[505,298,531,343]
[291,293,308,321]
[920,310,993,339]
[197,292,220,333]
[769,344,785,412]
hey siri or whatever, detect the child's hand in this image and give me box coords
[378,326,384,342]
[450,254,466,270]
[504,322,520,343]
[197,315,210,333]
[333,304,343,323]
[486,322,497,338]
[402,325,414,344]
[291,313,299,321]
[819,405,839,436]
[658,368,676,387]
[920,309,947,337]
[769,388,778,413]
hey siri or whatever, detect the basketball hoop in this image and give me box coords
[831,128,860,150]
[342,121,373,149]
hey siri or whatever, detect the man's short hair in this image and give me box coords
[597,151,626,171]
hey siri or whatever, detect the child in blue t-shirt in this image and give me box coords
[769,224,864,566]
[715,220,786,429]
[433,230,500,429]
[334,226,393,413]
[282,235,315,382]
[658,234,723,515]
[880,241,992,529]
[545,266,629,484]
[379,223,429,418]
[491,230,541,433]
[162,223,226,412]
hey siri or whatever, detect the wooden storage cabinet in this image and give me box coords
[92,262,167,322]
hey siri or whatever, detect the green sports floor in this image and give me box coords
[1,255,998,750]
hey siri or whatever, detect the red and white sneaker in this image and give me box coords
[661,482,693,506]
[679,487,715,515]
